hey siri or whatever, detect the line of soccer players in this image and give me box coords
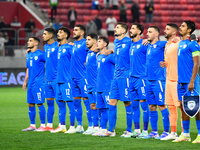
[22,20,200,143]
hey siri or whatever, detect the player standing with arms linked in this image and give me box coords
[126,23,150,138]
[84,33,100,134]
[101,22,132,137]
[173,20,200,143]
[70,24,92,133]
[143,26,170,139]
[22,37,46,131]
[51,27,76,133]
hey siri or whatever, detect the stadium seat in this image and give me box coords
[112,10,119,16]
[108,36,115,43]
[84,16,92,23]
[153,0,160,4]
[160,5,167,10]
[180,0,187,4]
[167,4,174,10]
[154,4,161,10]
[160,0,167,4]
[161,11,168,16]
[182,11,189,17]
[91,10,99,16]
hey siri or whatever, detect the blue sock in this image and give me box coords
[38,105,46,124]
[67,101,75,126]
[98,109,101,126]
[140,101,149,131]
[108,105,117,132]
[126,105,132,132]
[182,120,190,133]
[100,108,108,129]
[150,111,158,132]
[92,109,99,127]
[132,101,140,129]
[74,99,82,125]
[29,106,36,124]
[47,100,54,124]
[114,107,117,129]
[161,108,170,132]
[83,100,93,127]
[196,120,200,135]
[58,101,66,125]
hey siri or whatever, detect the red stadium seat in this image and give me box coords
[154,4,161,10]
[167,4,174,10]
[180,0,187,4]
[127,10,132,16]
[187,5,195,11]
[108,36,115,43]
[102,23,107,29]
[161,11,168,16]
[84,16,92,23]
[91,10,99,16]
[160,5,167,10]
[160,0,168,4]
[182,11,189,17]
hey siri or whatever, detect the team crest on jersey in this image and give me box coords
[77,44,81,48]
[63,49,66,53]
[170,43,174,47]
[52,48,55,52]
[34,56,38,60]
[153,45,157,48]
[137,45,140,49]
[183,45,187,49]
[91,52,94,56]
[122,44,126,48]
[102,58,105,62]
[188,101,196,110]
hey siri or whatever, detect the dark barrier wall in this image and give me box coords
[0,68,26,87]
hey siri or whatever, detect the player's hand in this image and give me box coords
[93,47,99,53]
[26,48,31,54]
[68,42,74,46]
[188,82,194,91]
[22,82,27,91]
[172,36,181,43]
[105,49,114,55]
[159,61,166,68]
[142,39,149,46]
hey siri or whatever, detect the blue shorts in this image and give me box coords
[27,87,45,104]
[146,80,165,106]
[87,85,97,104]
[110,78,130,102]
[129,76,146,101]
[56,82,73,102]
[96,92,110,109]
[178,82,199,101]
[71,78,88,98]
[45,81,56,98]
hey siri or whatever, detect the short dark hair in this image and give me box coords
[98,36,109,47]
[86,33,98,41]
[132,23,144,35]
[31,36,40,43]
[58,27,71,39]
[45,28,56,37]
[166,23,179,31]
[149,26,160,34]
[75,24,86,34]
[183,20,196,34]
[117,22,128,33]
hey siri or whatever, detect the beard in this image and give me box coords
[57,38,61,42]
[130,33,137,38]
[43,38,50,43]
[73,35,80,40]
[27,46,34,49]
[87,45,92,49]
[164,33,172,39]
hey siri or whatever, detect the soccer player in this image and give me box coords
[92,37,115,136]
[143,26,170,139]
[84,33,99,134]
[159,23,180,140]
[127,23,150,138]
[101,22,132,137]
[173,20,200,143]
[51,27,76,133]
[70,24,92,133]
[37,28,59,131]
[22,37,46,131]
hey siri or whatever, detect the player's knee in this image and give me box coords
[124,101,131,106]
[158,105,167,111]
[149,105,157,111]
[74,97,82,100]
[109,99,117,106]
[83,97,88,100]
[29,103,35,107]
[90,103,96,110]
[47,98,54,100]
[37,103,43,107]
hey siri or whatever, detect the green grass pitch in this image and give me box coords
[0,87,199,150]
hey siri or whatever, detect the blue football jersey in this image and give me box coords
[178,39,200,83]
[114,37,132,79]
[57,43,73,83]
[96,53,115,92]
[130,39,148,78]
[70,38,88,78]
[44,41,59,81]
[26,49,45,87]
[86,50,98,86]
[146,41,167,81]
